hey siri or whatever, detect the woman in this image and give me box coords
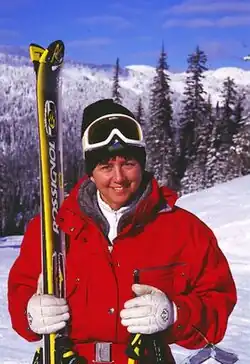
[8,99,237,364]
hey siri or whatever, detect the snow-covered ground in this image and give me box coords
[1,175,250,363]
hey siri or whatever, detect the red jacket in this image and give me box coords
[8,176,237,364]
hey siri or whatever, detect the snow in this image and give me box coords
[2,52,250,115]
[124,65,250,107]
[206,67,250,84]
[1,175,250,363]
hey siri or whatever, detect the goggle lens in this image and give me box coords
[88,116,142,145]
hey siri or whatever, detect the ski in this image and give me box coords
[29,40,67,364]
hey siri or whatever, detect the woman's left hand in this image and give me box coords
[120,284,174,334]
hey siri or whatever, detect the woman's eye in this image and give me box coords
[101,165,111,170]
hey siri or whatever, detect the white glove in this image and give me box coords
[27,294,70,335]
[120,284,174,334]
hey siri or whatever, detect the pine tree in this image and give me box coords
[0,147,9,235]
[146,44,177,189]
[210,77,240,183]
[182,95,215,194]
[112,57,122,104]
[219,77,238,145]
[150,43,173,137]
[63,110,84,192]
[0,101,41,235]
[230,118,250,176]
[179,46,208,192]
[204,100,223,188]
[136,97,144,125]
[233,93,245,135]
[198,95,215,187]
[228,94,249,177]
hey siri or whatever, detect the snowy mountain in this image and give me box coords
[1,174,249,363]
[0,48,250,118]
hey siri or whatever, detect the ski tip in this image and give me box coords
[40,40,65,67]
[29,44,45,73]
[29,42,45,49]
[29,44,45,62]
[49,40,64,48]
[48,40,65,63]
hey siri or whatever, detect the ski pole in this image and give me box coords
[126,269,168,364]
[126,270,143,363]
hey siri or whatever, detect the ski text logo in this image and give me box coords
[51,42,64,71]
[49,140,59,234]
[45,100,57,137]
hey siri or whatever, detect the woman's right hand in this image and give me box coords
[27,294,70,334]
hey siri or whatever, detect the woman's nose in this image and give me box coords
[113,166,125,183]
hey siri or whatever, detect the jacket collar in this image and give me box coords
[131,177,178,228]
[56,173,178,239]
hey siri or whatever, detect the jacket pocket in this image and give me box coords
[134,263,190,299]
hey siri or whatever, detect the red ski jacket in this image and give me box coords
[8,175,237,364]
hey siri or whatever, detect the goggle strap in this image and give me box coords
[88,113,139,127]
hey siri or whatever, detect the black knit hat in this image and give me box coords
[81,99,136,138]
[81,99,146,175]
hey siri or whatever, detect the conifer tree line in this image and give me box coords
[113,45,250,194]
[1,45,250,236]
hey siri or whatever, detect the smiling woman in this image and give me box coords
[8,98,237,364]
[90,156,143,210]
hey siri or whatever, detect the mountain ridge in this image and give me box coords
[0,45,250,116]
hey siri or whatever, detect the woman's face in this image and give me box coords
[91,156,143,210]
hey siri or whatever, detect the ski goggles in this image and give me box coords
[82,113,145,156]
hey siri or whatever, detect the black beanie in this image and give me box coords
[81,99,136,138]
[81,99,146,175]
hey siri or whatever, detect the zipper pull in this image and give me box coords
[133,269,140,284]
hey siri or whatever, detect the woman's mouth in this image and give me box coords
[113,187,125,192]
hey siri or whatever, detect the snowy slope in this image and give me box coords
[0,175,250,363]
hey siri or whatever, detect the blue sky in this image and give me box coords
[1,0,250,71]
